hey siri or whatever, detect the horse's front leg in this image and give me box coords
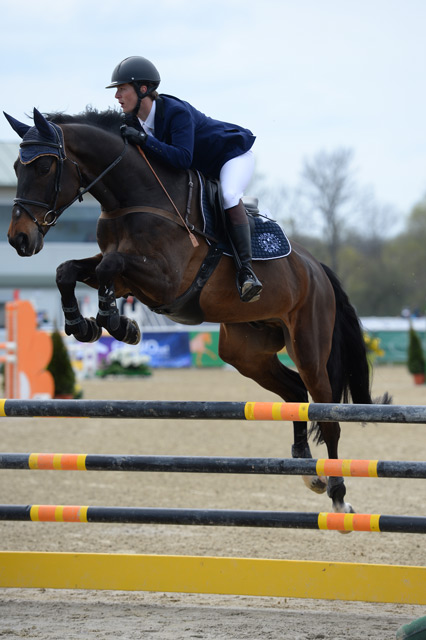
[95,253,141,345]
[56,254,103,343]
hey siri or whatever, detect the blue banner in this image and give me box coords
[98,332,192,368]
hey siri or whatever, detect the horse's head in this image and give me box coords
[4,108,76,256]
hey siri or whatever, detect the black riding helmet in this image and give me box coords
[106,56,161,120]
[106,56,161,90]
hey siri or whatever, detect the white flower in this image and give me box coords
[107,346,150,368]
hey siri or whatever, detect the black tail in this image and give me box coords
[321,263,391,406]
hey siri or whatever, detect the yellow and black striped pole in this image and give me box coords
[0,504,425,533]
[1,399,426,423]
[0,453,425,478]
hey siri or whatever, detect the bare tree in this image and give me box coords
[357,186,400,240]
[300,148,356,272]
[248,171,291,224]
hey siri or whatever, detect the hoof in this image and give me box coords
[66,317,102,343]
[333,502,354,514]
[101,316,141,345]
[334,502,355,534]
[303,475,327,494]
[122,318,141,345]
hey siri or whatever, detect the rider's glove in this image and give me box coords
[120,125,147,146]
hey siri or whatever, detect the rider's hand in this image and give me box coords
[120,125,147,146]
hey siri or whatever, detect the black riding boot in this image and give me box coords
[228,222,262,302]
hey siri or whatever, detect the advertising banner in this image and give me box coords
[99,332,192,368]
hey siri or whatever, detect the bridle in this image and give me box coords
[14,123,129,235]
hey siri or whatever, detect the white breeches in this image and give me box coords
[219,150,255,209]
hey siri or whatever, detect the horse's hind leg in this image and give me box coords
[56,255,103,343]
[218,322,327,492]
[290,324,353,515]
[220,321,351,514]
[315,420,353,515]
[95,253,140,345]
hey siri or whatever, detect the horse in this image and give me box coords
[4,107,390,517]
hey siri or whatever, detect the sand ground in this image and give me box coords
[0,365,425,639]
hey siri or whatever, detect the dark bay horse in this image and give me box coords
[4,107,389,516]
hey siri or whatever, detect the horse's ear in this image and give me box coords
[33,108,55,140]
[3,111,31,138]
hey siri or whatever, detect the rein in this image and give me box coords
[135,145,199,248]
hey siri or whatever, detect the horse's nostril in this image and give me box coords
[8,234,17,249]
[9,232,30,256]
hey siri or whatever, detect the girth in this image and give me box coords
[148,243,223,325]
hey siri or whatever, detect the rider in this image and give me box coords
[106,56,262,303]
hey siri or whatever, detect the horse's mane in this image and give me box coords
[44,107,122,135]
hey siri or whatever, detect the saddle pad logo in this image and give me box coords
[257,232,283,254]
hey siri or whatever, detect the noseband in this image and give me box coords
[14,123,128,234]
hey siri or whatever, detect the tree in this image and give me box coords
[299,148,356,272]
[247,171,293,228]
[388,198,426,314]
[357,188,400,240]
[407,197,426,235]
[339,242,406,315]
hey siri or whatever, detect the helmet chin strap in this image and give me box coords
[131,83,153,120]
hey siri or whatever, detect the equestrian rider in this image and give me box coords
[106,56,262,303]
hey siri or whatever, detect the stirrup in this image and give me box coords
[238,268,262,303]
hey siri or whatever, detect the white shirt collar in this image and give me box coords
[138,100,156,135]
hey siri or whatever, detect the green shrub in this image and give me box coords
[47,330,77,397]
[407,326,425,375]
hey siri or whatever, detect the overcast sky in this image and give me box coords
[2,0,426,217]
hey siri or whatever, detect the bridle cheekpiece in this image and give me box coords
[15,122,68,233]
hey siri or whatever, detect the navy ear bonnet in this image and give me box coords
[3,108,65,164]
[19,121,64,165]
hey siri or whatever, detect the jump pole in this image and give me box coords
[1,452,425,478]
[2,399,426,423]
[0,551,424,604]
[1,505,425,533]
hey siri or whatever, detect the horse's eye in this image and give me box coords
[37,160,53,176]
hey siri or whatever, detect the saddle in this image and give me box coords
[203,177,260,217]
[200,174,291,261]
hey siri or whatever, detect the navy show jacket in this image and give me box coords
[142,94,255,179]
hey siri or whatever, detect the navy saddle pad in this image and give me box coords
[199,176,291,261]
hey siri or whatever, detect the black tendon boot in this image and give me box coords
[228,222,263,302]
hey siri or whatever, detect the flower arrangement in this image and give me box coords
[97,346,152,378]
[363,331,384,363]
